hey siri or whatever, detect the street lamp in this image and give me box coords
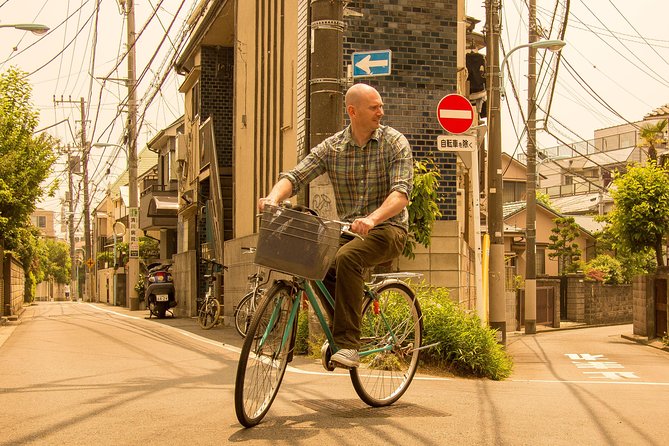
[499,39,566,98]
[92,142,127,155]
[0,23,50,35]
[500,37,566,335]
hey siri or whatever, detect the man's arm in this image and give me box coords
[258,177,294,211]
[350,190,409,235]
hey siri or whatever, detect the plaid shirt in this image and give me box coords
[280,125,413,230]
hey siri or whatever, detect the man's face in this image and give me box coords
[352,90,384,133]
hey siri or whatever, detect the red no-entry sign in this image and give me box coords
[436,94,474,134]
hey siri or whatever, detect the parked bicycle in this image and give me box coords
[234,203,425,427]
[233,247,269,338]
[198,258,227,330]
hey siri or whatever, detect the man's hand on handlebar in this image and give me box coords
[351,217,375,236]
[257,197,277,212]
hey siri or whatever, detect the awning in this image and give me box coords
[148,195,179,217]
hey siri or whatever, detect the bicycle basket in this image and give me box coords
[254,205,341,280]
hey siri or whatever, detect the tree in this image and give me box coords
[608,162,669,267]
[547,216,582,274]
[639,120,667,162]
[0,67,57,240]
[403,159,442,259]
[41,239,72,284]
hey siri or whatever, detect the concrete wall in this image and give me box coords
[632,274,654,337]
[173,250,197,318]
[35,280,67,302]
[398,220,476,311]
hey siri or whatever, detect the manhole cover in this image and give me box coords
[293,399,450,419]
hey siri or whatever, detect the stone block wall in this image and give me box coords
[632,275,654,336]
[583,282,633,325]
[2,253,25,316]
[565,275,632,325]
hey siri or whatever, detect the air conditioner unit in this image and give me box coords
[176,133,187,162]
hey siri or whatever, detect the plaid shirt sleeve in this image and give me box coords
[389,133,413,199]
[278,139,330,195]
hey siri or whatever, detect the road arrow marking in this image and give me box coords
[355,55,389,74]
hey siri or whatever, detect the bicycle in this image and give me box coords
[197,258,227,330]
[234,203,424,427]
[233,247,269,338]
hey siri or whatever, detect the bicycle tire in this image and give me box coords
[234,291,255,338]
[234,282,295,427]
[197,297,220,330]
[350,281,423,407]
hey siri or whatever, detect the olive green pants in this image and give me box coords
[325,223,407,350]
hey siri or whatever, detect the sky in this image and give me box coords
[466,0,669,157]
[0,0,192,236]
[2,0,669,237]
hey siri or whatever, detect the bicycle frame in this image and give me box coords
[257,276,397,359]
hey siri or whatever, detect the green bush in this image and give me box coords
[294,309,310,355]
[294,283,513,380]
[584,255,624,284]
[417,285,513,380]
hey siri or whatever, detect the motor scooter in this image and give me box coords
[145,261,176,318]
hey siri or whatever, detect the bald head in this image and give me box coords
[345,83,384,146]
[345,83,379,108]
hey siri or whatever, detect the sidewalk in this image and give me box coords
[89,301,248,350]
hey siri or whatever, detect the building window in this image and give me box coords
[37,216,46,228]
[536,246,546,275]
[503,181,525,203]
[191,81,200,119]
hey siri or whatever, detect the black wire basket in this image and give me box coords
[254,205,341,280]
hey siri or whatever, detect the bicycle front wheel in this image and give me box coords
[350,281,423,407]
[197,297,220,330]
[234,291,255,338]
[234,282,295,427]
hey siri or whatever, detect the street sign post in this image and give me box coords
[436,94,474,134]
[352,50,392,77]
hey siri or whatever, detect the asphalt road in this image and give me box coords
[0,301,667,445]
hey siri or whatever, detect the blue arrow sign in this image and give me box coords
[352,50,392,78]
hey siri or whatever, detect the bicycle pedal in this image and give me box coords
[329,360,352,371]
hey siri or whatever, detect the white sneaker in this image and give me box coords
[331,348,360,368]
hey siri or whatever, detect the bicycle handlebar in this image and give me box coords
[274,201,364,241]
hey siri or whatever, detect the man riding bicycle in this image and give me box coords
[258,83,413,369]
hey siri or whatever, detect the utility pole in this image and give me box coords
[80,97,93,303]
[125,0,140,311]
[485,0,506,343]
[54,97,92,302]
[65,145,76,300]
[309,1,344,152]
[307,0,344,213]
[524,0,538,334]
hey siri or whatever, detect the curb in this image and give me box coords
[620,333,669,352]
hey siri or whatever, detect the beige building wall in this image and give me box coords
[31,208,55,239]
[233,1,298,238]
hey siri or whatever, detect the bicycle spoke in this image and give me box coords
[350,282,422,407]
[235,283,296,427]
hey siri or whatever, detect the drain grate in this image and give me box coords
[293,399,450,419]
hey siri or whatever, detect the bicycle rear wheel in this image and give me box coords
[197,297,220,330]
[234,291,255,338]
[234,282,295,427]
[350,281,423,407]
